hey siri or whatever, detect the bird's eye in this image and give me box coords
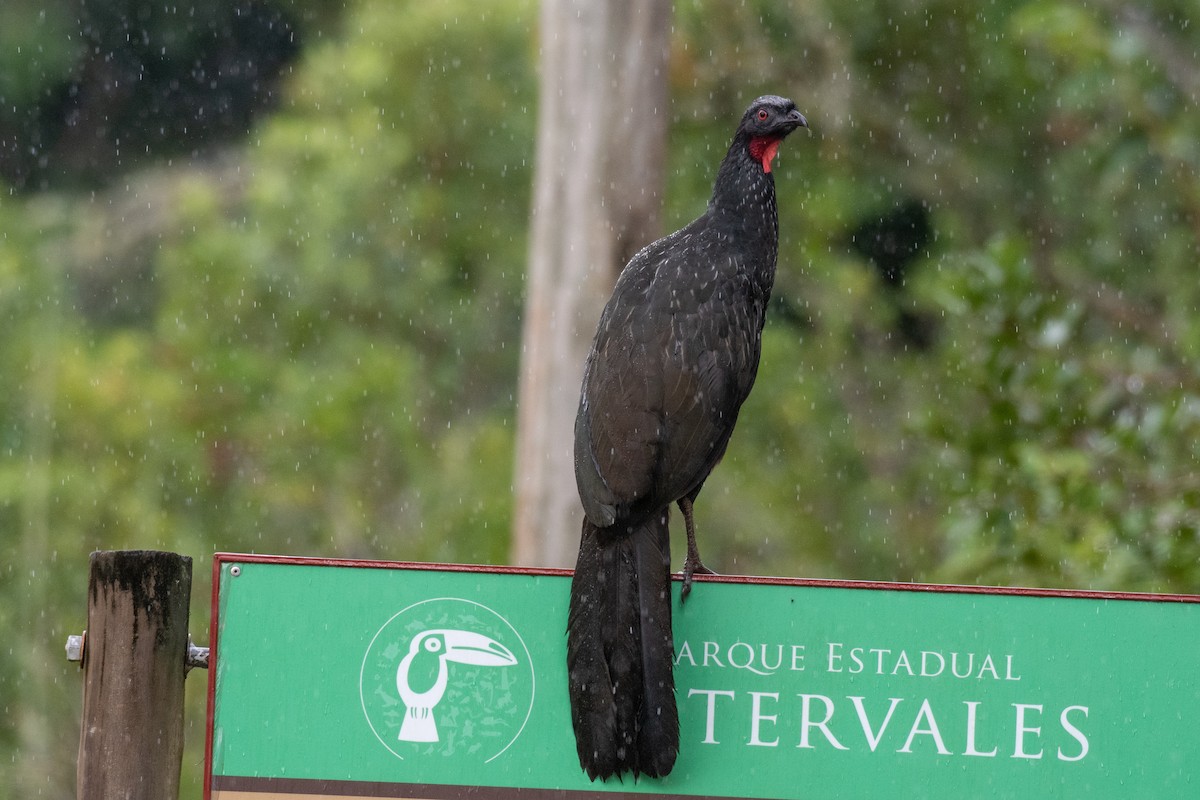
[756,109,769,121]
[425,639,442,652]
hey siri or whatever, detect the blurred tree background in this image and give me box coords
[1,0,1197,796]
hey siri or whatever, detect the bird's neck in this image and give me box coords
[706,133,780,258]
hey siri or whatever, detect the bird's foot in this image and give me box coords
[680,557,717,602]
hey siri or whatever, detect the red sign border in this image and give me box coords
[203,552,1200,799]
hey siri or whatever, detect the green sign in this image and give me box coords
[206,554,1200,799]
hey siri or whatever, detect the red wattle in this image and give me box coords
[749,136,782,173]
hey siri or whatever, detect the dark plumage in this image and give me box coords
[567,95,807,780]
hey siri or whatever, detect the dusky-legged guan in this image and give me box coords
[568,95,807,779]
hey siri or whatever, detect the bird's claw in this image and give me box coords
[680,559,717,602]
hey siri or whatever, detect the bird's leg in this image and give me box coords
[678,497,716,601]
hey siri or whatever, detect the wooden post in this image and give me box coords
[77,550,192,800]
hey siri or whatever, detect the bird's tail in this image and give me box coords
[567,510,679,779]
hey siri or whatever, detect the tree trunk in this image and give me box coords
[512,0,671,567]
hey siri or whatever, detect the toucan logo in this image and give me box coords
[395,628,517,742]
[359,597,534,763]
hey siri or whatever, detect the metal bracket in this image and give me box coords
[65,631,85,667]
[186,636,210,671]
[65,630,209,671]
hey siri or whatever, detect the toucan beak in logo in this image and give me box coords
[396,629,518,743]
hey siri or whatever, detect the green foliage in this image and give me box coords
[0,1,80,108]
[1,1,534,795]
[924,235,1200,589]
[2,0,1198,796]
[667,0,1200,594]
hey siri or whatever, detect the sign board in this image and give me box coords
[205,553,1200,799]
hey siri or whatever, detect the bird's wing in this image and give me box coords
[574,267,664,526]
[652,272,761,504]
[575,234,765,526]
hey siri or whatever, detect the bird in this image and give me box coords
[395,629,517,743]
[567,95,807,780]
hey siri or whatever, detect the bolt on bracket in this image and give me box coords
[65,630,209,671]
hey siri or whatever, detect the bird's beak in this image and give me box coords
[441,630,518,667]
[788,109,808,130]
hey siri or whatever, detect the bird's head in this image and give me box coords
[739,95,808,173]
[408,629,518,668]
